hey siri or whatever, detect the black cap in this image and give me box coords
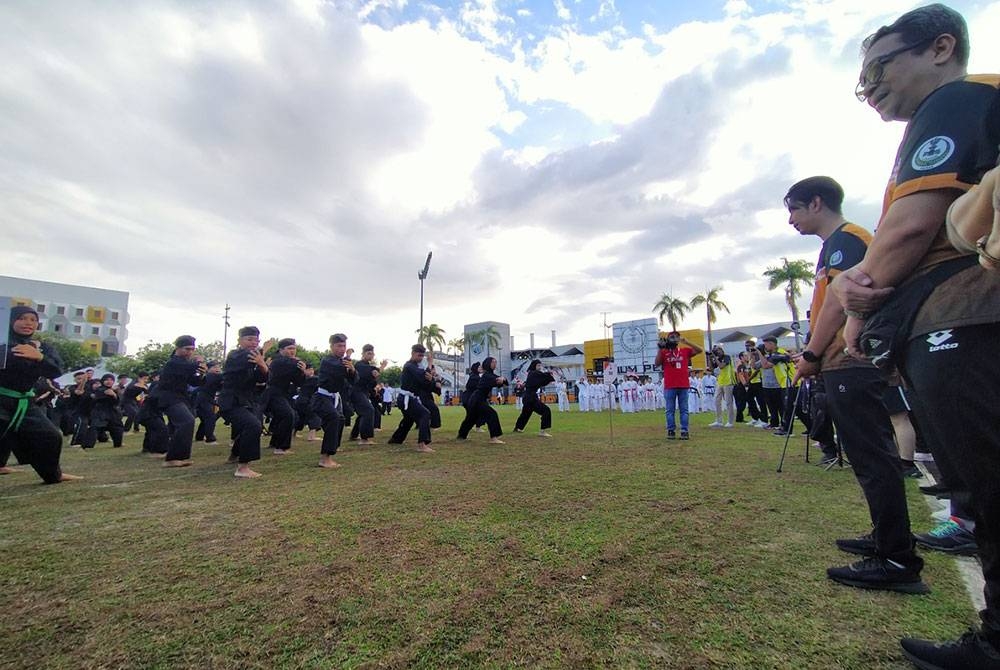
[277,338,296,350]
[239,326,260,337]
[175,335,196,348]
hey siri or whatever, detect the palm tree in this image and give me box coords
[447,336,465,392]
[763,257,814,349]
[652,292,690,332]
[415,323,447,354]
[689,286,730,350]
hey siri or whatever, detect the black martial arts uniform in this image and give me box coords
[218,348,268,465]
[387,360,433,445]
[194,372,222,443]
[0,329,66,483]
[313,355,355,457]
[513,369,555,432]
[264,355,304,451]
[88,384,124,448]
[150,355,203,461]
[457,368,503,439]
[349,359,380,441]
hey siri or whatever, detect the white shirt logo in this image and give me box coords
[925,330,953,346]
[911,136,955,171]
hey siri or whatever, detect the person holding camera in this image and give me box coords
[654,331,702,440]
[709,347,735,428]
[743,340,768,427]
[755,338,791,431]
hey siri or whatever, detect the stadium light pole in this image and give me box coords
[417,252,432,345]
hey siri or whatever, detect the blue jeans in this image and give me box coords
[663,387,689,432]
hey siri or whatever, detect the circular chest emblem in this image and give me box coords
[619,326,646,354]
[829,250,843,267]
[911,136,955,172]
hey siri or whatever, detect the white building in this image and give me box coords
[0,275,130,356]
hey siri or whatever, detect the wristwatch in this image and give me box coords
[801,350,820,363]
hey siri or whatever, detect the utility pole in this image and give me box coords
[222,304,231,356]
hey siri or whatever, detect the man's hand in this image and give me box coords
[843,316,866,359]
[830,267,895,313]
[791,354,820,384]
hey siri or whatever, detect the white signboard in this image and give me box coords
[612,318,661,378]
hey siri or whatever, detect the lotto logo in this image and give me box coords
[926,330,958,352]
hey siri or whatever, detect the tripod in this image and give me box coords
[777,378,850,472]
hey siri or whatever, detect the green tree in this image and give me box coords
[104,340,174,377]
[651,292,690,332]
[380,365,402,388]
[763,257,814,349]
[415,323,447,354]
[195,340,225,364]
[37,334,101,372]
[689,286,730,350]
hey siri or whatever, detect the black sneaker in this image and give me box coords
[826,556,929,594]
[901,465,924,479]
[914,520,978,556]
[772,429,788,436]
[679,431,689,440]
[666,430,676,440]
[901,629,1000,669]
[835,532,876,556]
[919,483,950,496]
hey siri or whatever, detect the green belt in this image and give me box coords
[0,386,35,437]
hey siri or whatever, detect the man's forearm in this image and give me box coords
[854,189,960,290]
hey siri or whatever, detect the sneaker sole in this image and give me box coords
[828,574,930,594]
[835,543,876,557]
[914,540,978,556]
[899,648,948,670]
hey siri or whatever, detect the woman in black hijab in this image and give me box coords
[456,357,506,443]
[0,306,81,482]
[512,359,556,437]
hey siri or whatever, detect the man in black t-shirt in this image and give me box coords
[831,5,1000,666]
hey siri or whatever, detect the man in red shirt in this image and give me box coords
[654,331,703,440]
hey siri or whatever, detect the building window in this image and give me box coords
[75,308,84,317]
[91,327,100,335]
[54,324,63,333]
[56,306,65,315]
[37,304,46,313]
[110,328,118,337]
[111,311,119,320]
[73,325,82,334]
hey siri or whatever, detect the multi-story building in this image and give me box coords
[0,275,130,356]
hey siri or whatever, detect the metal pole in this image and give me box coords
[222,304,231,356]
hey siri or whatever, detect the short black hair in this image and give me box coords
[411,343,426,353]
[862,3,969,67]
[329,333,347,345]
[784,176,845,214]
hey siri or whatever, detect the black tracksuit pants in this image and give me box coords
[904,323,1000,647]
[389,395,432,445]
[823,367,920,570]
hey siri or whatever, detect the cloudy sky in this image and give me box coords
[3,0,999,359]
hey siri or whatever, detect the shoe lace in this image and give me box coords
[928,519,961,539]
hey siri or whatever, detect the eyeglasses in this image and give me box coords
[855,38,933,101]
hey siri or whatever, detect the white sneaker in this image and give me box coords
[538,431,552,438]
[708,421,722,428]
[723,423,733,428]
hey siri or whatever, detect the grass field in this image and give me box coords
[0,405,977,669]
